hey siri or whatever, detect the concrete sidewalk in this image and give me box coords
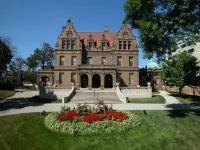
[0,91,200,117]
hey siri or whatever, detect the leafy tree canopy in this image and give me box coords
[0,37,14,75]
[163,51,200,95]
[124,0,200,61]
[26,42,54,70]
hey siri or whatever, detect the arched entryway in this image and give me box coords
[92,74,101,88]
[81,74,88,88]
[104,74,113,88]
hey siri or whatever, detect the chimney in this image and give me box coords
[104,26,108,32]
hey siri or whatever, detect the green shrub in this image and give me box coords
[44,111,142,135]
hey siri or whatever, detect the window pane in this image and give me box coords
[123,41,127,49]
[129,56,133,66]
[129,73,133,84]
[117,56,122,66]
[87,57,92,64]
[89,42,93,50]
[59,73,64,84]
[67,40,71,49]
[71,73,76,82]
[62,40,66,49]
[128,41,132,50]
[101,57,106,65]
[102,42,106,50]
[60,56,64,65]
[119,41,122,50]
[71,40,75,49]
[72,56,76,65]
[117,73,122,81]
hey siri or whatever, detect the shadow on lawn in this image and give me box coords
[165,103,200,118]
[0,96,59,111]
[0,97,44,111]
[170,93,200,105]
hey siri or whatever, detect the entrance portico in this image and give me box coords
[78,70,116,89]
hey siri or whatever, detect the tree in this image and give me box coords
[9,57,26,86]
[124,0,200,60]
[163,51,200,95]
[33,42,54,69]
[26,54,38,71]
[0,37,14,75]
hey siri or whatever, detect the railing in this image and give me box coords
[62,86,76,104]
[116,86,128,104]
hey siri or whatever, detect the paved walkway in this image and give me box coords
[0,91,200,117]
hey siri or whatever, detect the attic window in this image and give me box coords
[62,40,66,49]
[128,41,132,50]
[119,41,122,50]
[102,42,106,50]
[89,42,93,50]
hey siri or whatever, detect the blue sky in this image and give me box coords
[0,0,150,68]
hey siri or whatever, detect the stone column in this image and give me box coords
[88,73,92,90]
[101,73,104,89]
[77,72,80,89]
[113,73,116,88]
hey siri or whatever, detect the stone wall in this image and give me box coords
[165,86,200,96]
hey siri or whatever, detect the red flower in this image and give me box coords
[103,111,128,122]
[57,111,79,121]
[83,114,103,123]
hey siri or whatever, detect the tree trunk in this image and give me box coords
[178,87,182,97]
[42,61,45,69]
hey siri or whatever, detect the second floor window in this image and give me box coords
[60,56,64,65]
[87,57,92,64]
[72,56,76,66]
[129,56,133,66]
[101,57,106,65]
[117,56,122,66]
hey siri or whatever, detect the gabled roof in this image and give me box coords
[79,32,117,48]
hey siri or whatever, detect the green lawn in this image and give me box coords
[128,95,165,104]
[169,92,200,105]
[0,90,15,101]
[1,111,200,150]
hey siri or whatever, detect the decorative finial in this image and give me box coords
[104,25,108,32]
[67,17,72,23]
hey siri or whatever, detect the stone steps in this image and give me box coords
[70,91,122,104]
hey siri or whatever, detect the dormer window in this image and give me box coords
[119,41,122,50]
[88,42,93,50]
[123,41,127,50]
[128,41,132,50]
[67,40,71,49]
[102,42,106,50]
[71,40,75,49]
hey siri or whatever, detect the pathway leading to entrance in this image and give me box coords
[1,91,200,116]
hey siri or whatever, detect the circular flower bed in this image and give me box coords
[44,102,142,135]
